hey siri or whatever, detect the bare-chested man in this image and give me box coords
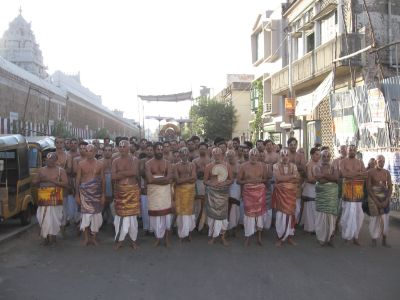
[367,154,392,247]
[237,149,269,246]
[145,142,173,247]
[339,145,367,245]
[62,139,84,232]
[174,147,197,241]
[193,142,210,231]
[33,152,69,246]
[314,150,339,246]
[54,137,68,169]
[76,144,105,246]
[112,140,141,250]
[273,148,299,247]
[287,137,306,223]
[264,139,279,229]
[204,147,233,246]
[101,145,114,225]
[226,150,241,236]
[163,141,174,162]
[255,140,265,162]
[300,147,320,233]
[187,139,199,162]
[139,143,154,234]
[239,144,250,164]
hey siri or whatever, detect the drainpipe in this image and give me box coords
[388,0,393,66]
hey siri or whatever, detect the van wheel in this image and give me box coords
[20,205,32,226]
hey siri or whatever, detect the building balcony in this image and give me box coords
[271,33,362,95]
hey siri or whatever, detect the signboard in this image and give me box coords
[285,98,296,117]
[368,88,386,123]
[9,112,18,121]
[333,115,357,145]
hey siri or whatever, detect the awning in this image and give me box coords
[295,72,333,116]
[138,91,192,102]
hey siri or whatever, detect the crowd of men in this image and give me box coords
[33,135,393,249]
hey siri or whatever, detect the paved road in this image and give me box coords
[0,216,399,300]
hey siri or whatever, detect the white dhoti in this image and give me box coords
[315,211,336,243]
[80,213,103,233]
[140,195,150,231]
[150,214,172,239]
[301,201,317,232]
[37,206,63,238]
[176,215,196,238]
[207,217,228,238]
[369,214,389,239]
[244,214,265,237]
[262,209,273,230]
[228,204,240,230]
[341,201,364,240]
[275,211,294,241]
[114,215,138,242]
[295,198,301,223]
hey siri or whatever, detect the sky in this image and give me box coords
[0,0,282,130]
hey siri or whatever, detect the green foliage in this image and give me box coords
[94,128,110,139]
[51,121,73,138]
[251,79,263,144]
[190,97,237,141]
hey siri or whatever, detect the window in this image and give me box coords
[306,32,315,53]
[256,32,263,61]
[320,12,337,44]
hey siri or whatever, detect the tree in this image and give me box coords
[94,128,110,139]
[190,97,237,141]
[251,79,263,144]
[51,121,73,138]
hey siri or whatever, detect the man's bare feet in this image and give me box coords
[244,237,250,247]
[188,233,192,242]
[91,237,99,246]
[275,240,283,247]
[131,241,139,250]
[353,238,361,246]
[221,233,229,246]
[257,231,263,246]
[165,231,171,248]
[114,241,123,250]
[287,237,297,246]
[208,238,214,245]
[327,239,335,248]
[382,236,391,248]
[154,239,160,247]
[41,237,50,246]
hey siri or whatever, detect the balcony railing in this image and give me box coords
[271,33,362,95]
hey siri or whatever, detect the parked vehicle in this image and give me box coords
[0,134,34,225]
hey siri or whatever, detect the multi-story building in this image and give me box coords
[251,4,287,144]
[251,0,400,153]
[214,74,254,142]
[0,12,140,138]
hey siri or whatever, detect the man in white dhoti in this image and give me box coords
[204,147,232,246]
[273,148,299,247]
[76,145,105,246]
[314,150,339,246]
[339,145,367,245]
[112,140,141,250]
[300,147,320,233]
[145,142,173,247]
[367,155,392,247]
[226,150,241,236]
[33,152,69,246]
[237,149,268,246]
[174,147,197,241]
[193,142,210,231]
